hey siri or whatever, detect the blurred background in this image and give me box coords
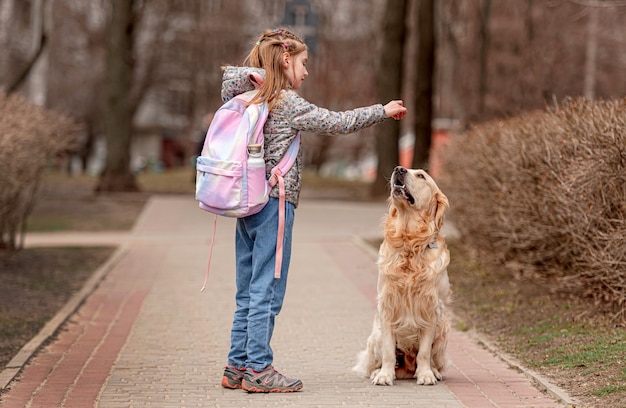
[2,0,625,190]
[2,3,625,402]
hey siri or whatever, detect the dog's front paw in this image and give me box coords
[371,368,394,386]
[416,369,438,385]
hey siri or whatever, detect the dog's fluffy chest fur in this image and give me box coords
[377,240,450,336]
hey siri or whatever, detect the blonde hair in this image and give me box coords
[244,28,307,110]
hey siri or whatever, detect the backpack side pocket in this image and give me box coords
[196,157,244,213]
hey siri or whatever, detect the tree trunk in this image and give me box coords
[478,0,492,116]
[412,0,435,170]
[97,0,138,192]
[7,0,46,95]
[371,0,407,198]
[584,7,598,100]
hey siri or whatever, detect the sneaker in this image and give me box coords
[242,366,303,393]
[221,366,245,389]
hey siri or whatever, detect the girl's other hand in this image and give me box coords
[384,100,407,120]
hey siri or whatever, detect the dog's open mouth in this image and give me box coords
[392,172,415,205]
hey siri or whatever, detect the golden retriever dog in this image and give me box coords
[353,166,451,386]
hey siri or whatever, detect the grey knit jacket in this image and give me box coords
[221,66,386,208]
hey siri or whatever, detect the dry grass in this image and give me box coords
[437,97,626,406]
[448,241,626,408]
[439,97,626,322]
[0,92,79,249]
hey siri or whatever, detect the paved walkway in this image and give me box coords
[1,196,574,407]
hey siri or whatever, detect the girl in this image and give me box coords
[220,28,407,393]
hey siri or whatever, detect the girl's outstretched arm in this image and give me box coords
[283,92,405,136]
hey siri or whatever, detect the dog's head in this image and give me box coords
[388,166,448,231]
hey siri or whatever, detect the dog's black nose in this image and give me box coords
[394,166,407,175]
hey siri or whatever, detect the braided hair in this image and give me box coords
[244,28,307,109]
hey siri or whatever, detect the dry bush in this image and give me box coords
[440,97,626,321]
[0,92,79,250]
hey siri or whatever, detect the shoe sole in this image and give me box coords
[221,376,242,389]
[243,382,303,393]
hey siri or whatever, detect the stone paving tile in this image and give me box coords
[0,197,572,408]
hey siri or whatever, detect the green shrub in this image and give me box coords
[0,92,79,250]
[440,97,626,321]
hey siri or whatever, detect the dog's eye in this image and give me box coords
[417,173,425,179]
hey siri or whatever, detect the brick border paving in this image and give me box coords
[0,246,128,393]
[0,245,162,407]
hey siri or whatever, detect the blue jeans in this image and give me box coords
[227,197,295,372]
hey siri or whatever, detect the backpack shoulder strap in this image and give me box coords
[270,132,300,180]
[267,133,300,280]
[232,90,268,147]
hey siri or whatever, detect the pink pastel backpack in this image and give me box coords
[195,79,300,290]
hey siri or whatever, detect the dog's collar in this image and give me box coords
[428,242,438,249]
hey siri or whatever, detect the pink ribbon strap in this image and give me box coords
[269,168,286,279]
[200,214,218,292]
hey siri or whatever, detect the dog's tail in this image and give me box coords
[352,348,381,378]
[351,350,368,377]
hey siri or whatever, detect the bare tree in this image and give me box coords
[297,0,384,174]
[584,6,599,99]
[3,0,626,181]
[478,0,491,116]
[6,0,46,95]
[371,0,407,197]
[0,93,78,251]
[128,0,172,118]
[97,0,138,192]
[411,0,435,169]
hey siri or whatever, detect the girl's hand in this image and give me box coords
[384,100,407,120]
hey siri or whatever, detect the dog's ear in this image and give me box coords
[431,191,449,231]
